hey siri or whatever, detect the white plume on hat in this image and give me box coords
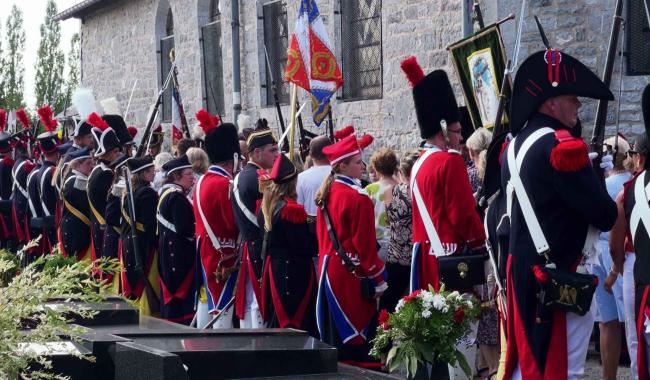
[72,88,97,120]
[100,97,121,116]
[191,122,205,140]
[237,113,251,134]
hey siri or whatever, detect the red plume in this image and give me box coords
[16,109,30,130]
[127,126,138,138]
[401,56,425,87]
[87,112,111,131]
[358,134,374,150]
[334,125,355,141]
[154,125,163,133]
[196,109,219,134]
[37,105,58,132]
[0,109,6,132]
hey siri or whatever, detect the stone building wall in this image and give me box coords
[78,0,649,154]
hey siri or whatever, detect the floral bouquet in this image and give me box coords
[370,286,480,378]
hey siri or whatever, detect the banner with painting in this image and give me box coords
[448,25,510,130]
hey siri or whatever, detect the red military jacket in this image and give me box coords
[411,146,485,291]
[193,165,239,313]
[316,175,386,344]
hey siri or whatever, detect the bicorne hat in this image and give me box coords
[88,112,122,157]
[509,49,614,135]
[163,154,192,176]
[126,156,154,174]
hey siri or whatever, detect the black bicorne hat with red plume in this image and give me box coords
[401,56,460,139]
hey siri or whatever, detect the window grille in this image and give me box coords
[626,0,650,75]
[340,0,383,100]
[262,0,289,105]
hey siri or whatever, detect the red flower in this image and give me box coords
[403,289,421,303]
[453,307,465,324]
[378,309,390,330]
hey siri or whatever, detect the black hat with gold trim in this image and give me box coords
[247,128,277,151]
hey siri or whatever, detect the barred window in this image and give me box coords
[262,0,289,105]
[340,0,383,100]
[626,0,650,75]
[160,7,174,122]
[201,0,225,115]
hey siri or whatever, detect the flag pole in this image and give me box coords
[288,84,298,161]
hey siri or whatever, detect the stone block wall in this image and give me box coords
[78,0,649,155]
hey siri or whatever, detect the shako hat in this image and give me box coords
[509,49,614,134]
[88,112,122,157]
[36,105,61,154]
[163,154,192,176]
[401,56,460,139]
[322,131,374,166]
[0,109,11,153]
[270,153,297,184]
[126,156,154,174]
[196,109,241,164]
[68,147,92,163]
[149,125,164,147]
[100,97,133,146]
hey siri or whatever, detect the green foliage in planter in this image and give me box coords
[0,239,119,379]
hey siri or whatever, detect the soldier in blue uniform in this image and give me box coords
[232,126,279,328]
[11,110,36,250]
[157,154,197,325]
[500,48,618,380]
[59,148,95,262]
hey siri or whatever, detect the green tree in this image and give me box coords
[34,0,65,112]
[63,33,80,110]
[0,17,5,108]
[3,5,26,110]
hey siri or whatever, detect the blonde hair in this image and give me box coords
[154,152,173,171]
[400,149,420,180]
[187,147,209,174]
[466,127,492,152]
[315,160,348,206]
[261,179,296,231]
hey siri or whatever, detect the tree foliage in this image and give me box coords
[62,33,80,111]
[3,5,26,110]
[34,0,65,113]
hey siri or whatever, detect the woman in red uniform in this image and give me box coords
[315,130,387,363]
[259,153,317,336]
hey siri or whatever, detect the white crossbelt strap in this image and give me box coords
[195,174,222,250]
[40,167,53,216]
[156,187,180,233]
[12,160,28,199]
[409,147,448,257]
[507,127,599,257]
[26,170,38,218]
[232,173,259,227]
[630,171,650,246]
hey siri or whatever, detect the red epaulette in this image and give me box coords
[23,160,37,174]
[550,129,589,172]
[498,140,509,166]
[2,156,14,167]
[281,199,307,224]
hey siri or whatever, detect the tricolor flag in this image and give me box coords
[171,85,184,144]
[284,0,343,127]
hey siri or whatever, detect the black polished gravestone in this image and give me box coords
[43,296,139,326]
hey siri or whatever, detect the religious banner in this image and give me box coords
[448,25,510,130]
[284,0,343,127]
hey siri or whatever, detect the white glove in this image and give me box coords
[588,152,598,161]
[600,154,614,172]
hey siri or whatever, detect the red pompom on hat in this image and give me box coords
[87,112,111,131]
[37,105,58,133]
[358,134,374,150]
[401,56,425,87]
[334,125,355,141]
[127,126,138,138]
[196,108,220,135]
[16,109,30,130]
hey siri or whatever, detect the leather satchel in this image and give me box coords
[535,266,597,316]
[437,251,487,290]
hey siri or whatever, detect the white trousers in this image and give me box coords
[448,320,479,379]
[511,304,595,380]
[195,300,234,329]
[623,253,638,380]
[239,275,266,329]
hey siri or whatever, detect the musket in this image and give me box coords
[169,49,190,139]
[263,44,287,136]
[590,0,625,181]
[136,65,175,157]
